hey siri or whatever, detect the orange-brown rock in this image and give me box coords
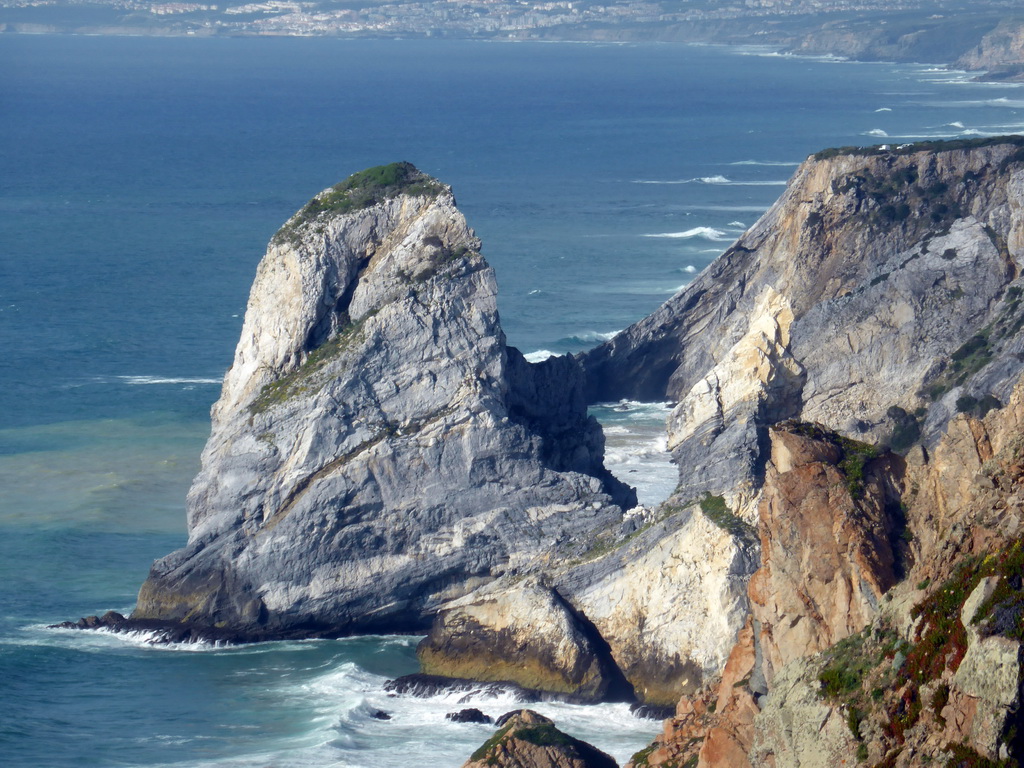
[696,618,758,768]
[751,423,902,685]
[626,620,759,768]
[628,424,906,768]
[462,710,619,768]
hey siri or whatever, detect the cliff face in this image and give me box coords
[628,381,1024,768]
[957,19,1024,81]
[129,141,1024,727]
[132,163,632,638]
[551,137,1024,702]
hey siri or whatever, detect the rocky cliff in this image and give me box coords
[629,376,1024,768]
[523,136,1024,704]
[124,138,1024,729]
[129,162,633,639]
[957,18,1024,81]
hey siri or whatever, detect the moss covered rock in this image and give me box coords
[461,710,618,768]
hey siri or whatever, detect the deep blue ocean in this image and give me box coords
[2,35,1023,767]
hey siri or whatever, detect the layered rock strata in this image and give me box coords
[629,375,1024,768]
[122,139,1024,716]
[461,710,618,768]
[569,136,1024,699]
[130,163,632,638]
[418,576,633,703]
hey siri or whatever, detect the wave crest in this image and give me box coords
[643,227,730,241]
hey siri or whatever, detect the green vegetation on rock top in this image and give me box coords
[813,135,1024,162]
[699,493,757,541]
[781,421,881,498]
[273,162,445,244]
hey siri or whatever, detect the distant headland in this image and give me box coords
[3,0,1024,80]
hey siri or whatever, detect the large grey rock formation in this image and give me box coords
[548,138,1024,700]
[131,163,633,638]
[125,140,1024,716]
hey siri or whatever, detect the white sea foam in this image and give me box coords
[524,349,557,363]
[681,265,697,273]
[558,330,620,345]
[727,220,746,228]
[875,107,892,112]
[602,425,630,435]
[948,121,965,128]
[729,159,798,166]
[643,227,730,241]
[116,375,222,386]
[591,400,676,507]
[268,657,661,768]
[633,176,785,187]
[30,624,226,653]
[865,128,889,137]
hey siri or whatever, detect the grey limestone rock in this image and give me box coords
[126,141,1024,711]
[417,575,633,704]
[583,140,1024,509]
[131,163,633,638]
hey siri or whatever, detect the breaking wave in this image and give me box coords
[643,227,730,241]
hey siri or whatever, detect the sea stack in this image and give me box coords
[131,162,633,639]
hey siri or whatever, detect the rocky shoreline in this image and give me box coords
[58,137,1024,766]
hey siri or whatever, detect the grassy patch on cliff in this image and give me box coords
[816,137,1024,251]
[516,723,575,748]
[249,313,375,414]
[699,493,757,541]
[782,421,881,498]
[469,723,514,762]
[926,281,1024,404]
[944,742,1016,767]
[272,162,444,245]
[810,539,1024,762]
[885,405,927,454]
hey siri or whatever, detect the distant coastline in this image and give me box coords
[3,1,1024,80]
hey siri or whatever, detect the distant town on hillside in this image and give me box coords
[2,0,1024,76]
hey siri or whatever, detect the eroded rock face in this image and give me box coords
[624,425,903,768]
[561,507,757,706]
[417,576,631,703]
[751,424,903,684]
[635,376,1024,768]
[957,19,1024,80]
[131,164,632,638]
[462,710,619,768]
[122,142,1024,716]
[750,655,860,768]
[574,139,1024,698]
[944,578,1023,759]
[585,141,1024,494]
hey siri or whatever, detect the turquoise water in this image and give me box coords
[2,36,1024,767]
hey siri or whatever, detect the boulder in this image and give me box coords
[462,710,618,768]
[418,576,632,703]
[447,708,493,724]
